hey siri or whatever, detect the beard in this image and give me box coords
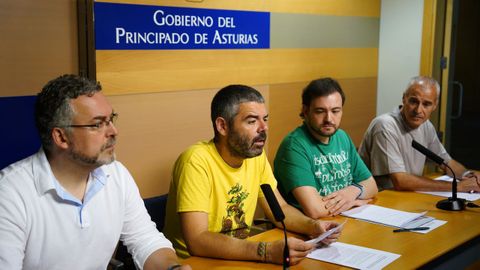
[308,120,339,138]
[227,130,267,159]
[68,138,116,167]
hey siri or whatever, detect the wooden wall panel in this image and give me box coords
[268,82,304,161]
[98,0,380,17]
[97,48,378,95]
[339,77,377,146]
[0,0,78,97]
[109,85,269,197]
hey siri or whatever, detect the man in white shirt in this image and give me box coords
[0,74,190,270]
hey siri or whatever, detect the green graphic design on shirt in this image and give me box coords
[220,183,250,239]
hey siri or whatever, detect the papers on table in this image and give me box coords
[414,219,447,234]
[417,175,480,201]
[307,242,401,270]
[306,220,346,245]
[341,204,444,233]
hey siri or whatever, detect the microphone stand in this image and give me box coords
[260,184,290,269]
[436,163,466,211]
[280,221,290,270]
[411,140,466,211]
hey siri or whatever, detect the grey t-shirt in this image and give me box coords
[358,107,451,189]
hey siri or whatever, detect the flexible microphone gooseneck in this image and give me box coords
[260,184,289,269]
[412,140,465,211]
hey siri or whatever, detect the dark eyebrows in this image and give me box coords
[423,101,433,106]
[243,113,268,120]
[91,111,115,121]
[408,96,434,106]
[408,97,419,102]
[313,106,342,111]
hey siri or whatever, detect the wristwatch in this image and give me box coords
[462,170,473,178]
[351,183,364,199]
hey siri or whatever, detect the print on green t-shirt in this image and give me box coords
[313,150,353,195]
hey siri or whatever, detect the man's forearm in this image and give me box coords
[390,172,452,191]
[185,230,261,261]
[143,248,183,270]
[445,159,467,178]
[280,203,317,236]
[358,177,378,199]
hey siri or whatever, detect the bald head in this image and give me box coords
[404,76,440,104]
[401,76,439,129]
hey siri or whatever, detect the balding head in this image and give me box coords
[404,76,440,104]
[401,76,439,129]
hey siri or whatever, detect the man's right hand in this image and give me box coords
[268,237,315,265]
[458,175,480,193]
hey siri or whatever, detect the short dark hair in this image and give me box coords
[302,77,346,108]
[211,84,264,138]
[35,74,102,152]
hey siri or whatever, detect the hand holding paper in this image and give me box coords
[306,220,346,246]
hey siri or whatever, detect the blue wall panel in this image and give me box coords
[0,96,40,170]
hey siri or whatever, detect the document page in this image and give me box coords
[341,205,431,228]
[417,175,480,201]
[307,242,400,269]
[414,219,447,234]
[306,220,346,245]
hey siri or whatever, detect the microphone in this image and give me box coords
[411,140,465,211]
[411,140,444,165]
[260,184,289,269]
[261,184,285,222]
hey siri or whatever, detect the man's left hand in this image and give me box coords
[322,187,371,216]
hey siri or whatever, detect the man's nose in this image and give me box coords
[414,104,423,114]
[325,111,333,121]
[259,119,268,132]
[106,121,119,136]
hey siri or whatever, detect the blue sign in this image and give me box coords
[94,2,270,50]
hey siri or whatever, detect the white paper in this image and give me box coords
[416,175,480,201]
[412,219,447,234]
[306,220,346,245]
[401,215,435,229]
[307,242,401,269]
[341,204,431,228]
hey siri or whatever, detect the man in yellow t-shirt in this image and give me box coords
[164,85,341,266]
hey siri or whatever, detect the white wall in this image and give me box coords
[377,0,424,115]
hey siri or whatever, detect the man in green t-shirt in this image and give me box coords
[274,78,378,218]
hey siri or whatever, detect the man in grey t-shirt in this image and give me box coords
[358,76,479,192]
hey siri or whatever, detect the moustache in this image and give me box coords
[101,138,116,151]
[410,112,424,119]
[253,132,267,143]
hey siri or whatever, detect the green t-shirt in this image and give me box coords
[274,124,372,209]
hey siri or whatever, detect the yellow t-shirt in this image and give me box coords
[163,140,277,258]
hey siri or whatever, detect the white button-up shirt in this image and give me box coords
[0,149,173,270]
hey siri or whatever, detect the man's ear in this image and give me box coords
[401,92,407,104]
[51,127,70,150]
[301,105,308,118]
[215,117,229,137]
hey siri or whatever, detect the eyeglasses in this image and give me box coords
[64,112,118,130]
